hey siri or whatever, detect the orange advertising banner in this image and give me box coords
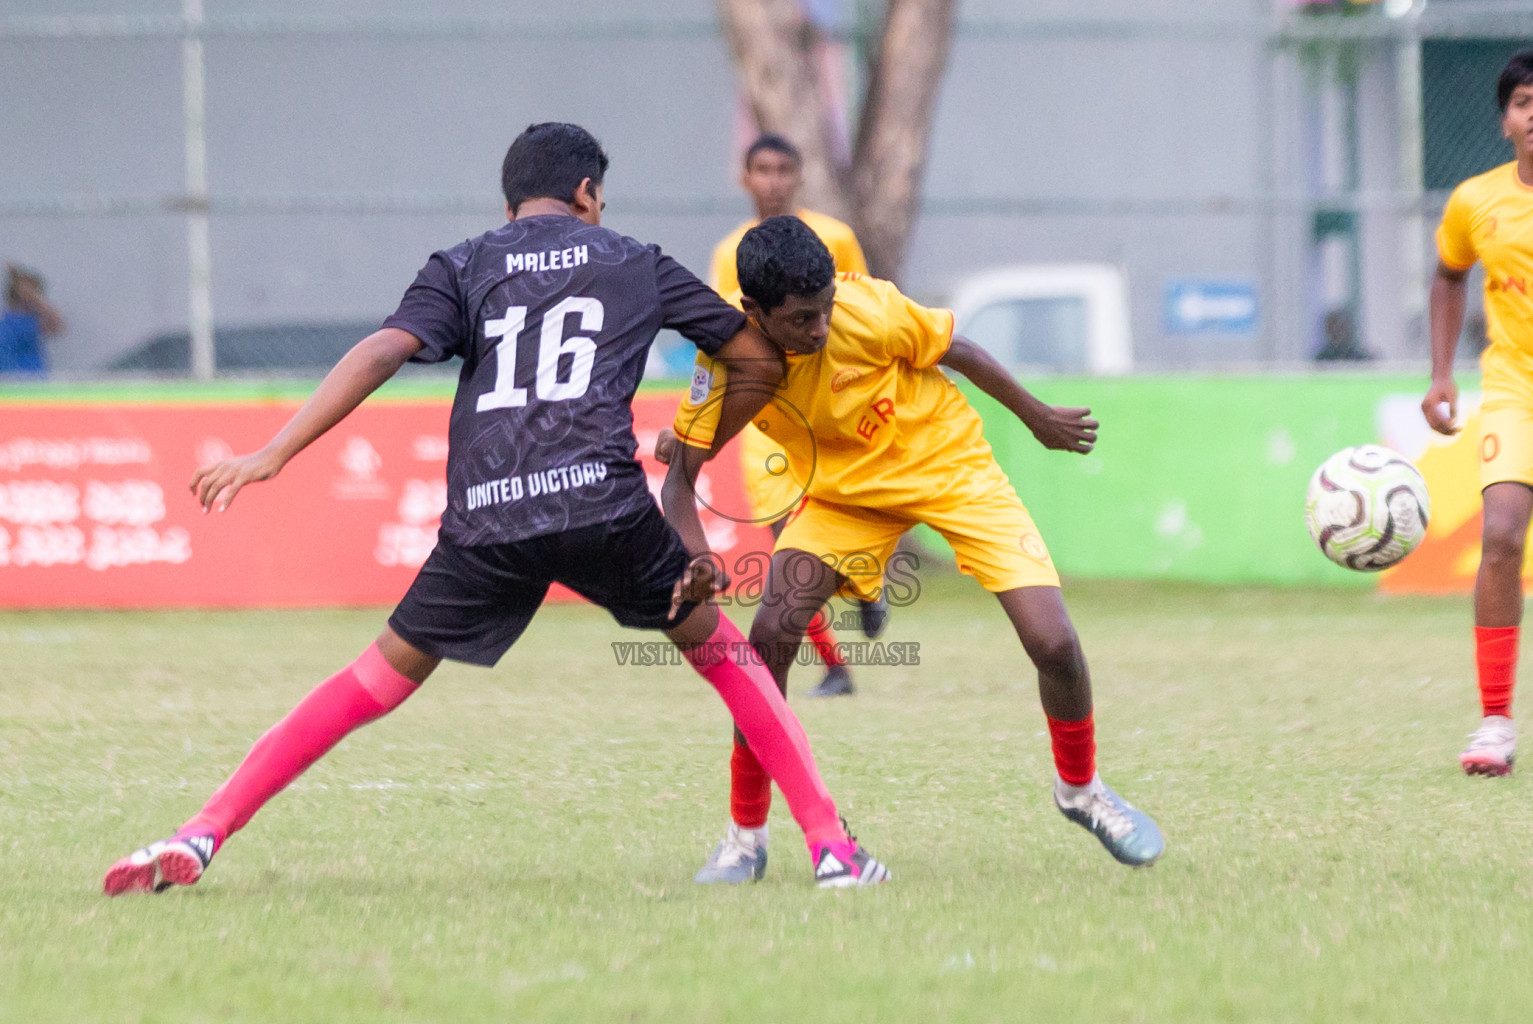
[1379,392,1503,595]
[0,395,768,609]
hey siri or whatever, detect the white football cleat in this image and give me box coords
[693,823,768,885]
[1055,775,1165,867]
[1461,715,1517,777]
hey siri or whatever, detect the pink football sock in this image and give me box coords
[682,616,847,851]
[179,643,419,847]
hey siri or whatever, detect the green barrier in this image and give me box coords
[0,372,1448,587]
[960,373,1446,588]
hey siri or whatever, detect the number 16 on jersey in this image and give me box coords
[477,296,602,411]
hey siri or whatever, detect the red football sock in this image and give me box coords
[682,616,846,850]
[179,643,419,848]
[1047,712,1096,787]
[806,610,846,668]
[1475,625,1519,718]
[730,739,772,829]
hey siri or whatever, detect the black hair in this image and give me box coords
[736,216,835,313]
[744,133,801,169]
[501,122,609,212]
[1498,50,1533,113]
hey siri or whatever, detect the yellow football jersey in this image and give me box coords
[710,208,868,296]
[673,273,1002,509]
[1438,161,1533,395]
[709,207,868,519]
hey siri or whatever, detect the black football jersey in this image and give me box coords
[382,214,745,545]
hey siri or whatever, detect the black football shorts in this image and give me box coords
[387,503,693,667]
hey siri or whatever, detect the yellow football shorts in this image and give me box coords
[775,480,1061,602]
[1480,391,1533,490]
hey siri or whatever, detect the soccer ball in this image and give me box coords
[1304,445,1430,571]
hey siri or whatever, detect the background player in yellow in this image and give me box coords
[716,135,864,558]
[710,133,867,297]
[1422,50,1533,777]
[686,132,876,702]
[664,216,1165,883]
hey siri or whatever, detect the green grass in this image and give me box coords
[2,578,1530,1022]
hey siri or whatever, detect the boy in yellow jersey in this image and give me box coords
[663,217,1164,881]
[711,133,876,700]
[1423,51,1533,776]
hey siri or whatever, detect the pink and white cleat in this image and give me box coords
[102,833,217,896]
[811,822,890,889]
[1460,715,1517,777]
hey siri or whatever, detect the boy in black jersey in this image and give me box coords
[103,124,887,895]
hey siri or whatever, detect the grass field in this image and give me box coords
[3,577,1532,1023]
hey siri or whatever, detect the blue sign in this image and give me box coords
[1164,279,1259,335]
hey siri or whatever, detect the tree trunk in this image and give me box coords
[850,0,959,282]
[712,0,850,220]
[712,0,958,284]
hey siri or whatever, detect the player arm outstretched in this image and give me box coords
[938,336,1098,454]
[1422,260,1471,436]
[190,327,424,511]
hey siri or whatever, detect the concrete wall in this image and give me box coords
[2,0,1322,374]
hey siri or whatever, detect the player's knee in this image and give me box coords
[748,612,796,668]
[1482,516,1528,566]
[1026,629,1085,682]
[748,607,780,645]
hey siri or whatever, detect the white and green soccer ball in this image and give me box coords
[1304,444,1430,571]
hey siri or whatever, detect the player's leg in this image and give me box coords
[761,517,853,698]
[709,547,845,881]
[997,588,1162,866]
[924,479,1163,866]
[689,502,904,883]
[687,548,873,883]
[665,601,860,860]
[670,607,889,888]
[1461,396,1533,774]
[1462,480,1533,774]
[997,585,1090,720]
[803,606,854,697]
[750,548,848,693]
[668,596,774,884]
[103,630,434,895]
[560,504,886,887]
[105,538,541,896]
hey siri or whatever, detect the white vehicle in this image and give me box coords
[948,263,1132,375]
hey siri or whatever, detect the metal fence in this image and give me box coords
[1,2,1531,377]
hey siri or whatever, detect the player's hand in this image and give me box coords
[1026,405,1098,454]
[669,552,729,618]
[1421,379,1460,436]
[653,427,678,466]
[190,450,284,512]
